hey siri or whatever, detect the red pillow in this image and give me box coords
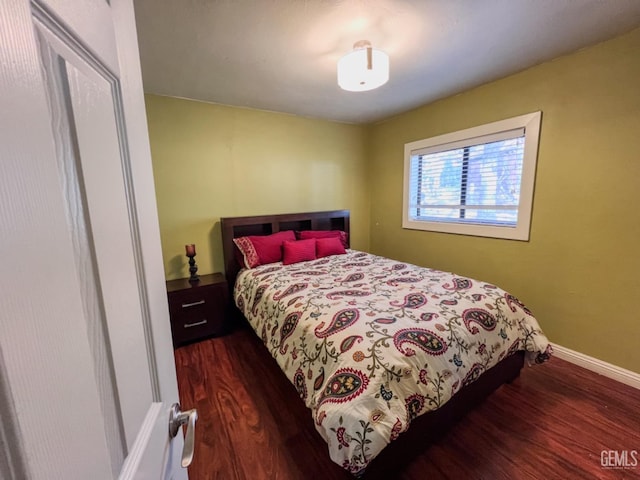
[316,236,346,258]
[233,230,295,268]
[282,239,317,265]
[298,230,348,248]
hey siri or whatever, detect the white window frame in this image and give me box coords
[402,111,542,241]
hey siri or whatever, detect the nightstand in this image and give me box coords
[166,273,229,347]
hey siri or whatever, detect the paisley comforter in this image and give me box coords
[234,250,552,474]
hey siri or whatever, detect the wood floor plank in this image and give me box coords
[174,326,640,480]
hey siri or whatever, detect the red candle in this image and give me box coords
[185,244,196,256]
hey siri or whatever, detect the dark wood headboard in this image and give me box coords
[220,210,350,289]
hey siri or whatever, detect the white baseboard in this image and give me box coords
[551,343,640,391]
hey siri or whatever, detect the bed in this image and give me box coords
[221,210,552,476]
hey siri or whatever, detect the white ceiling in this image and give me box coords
[133,0,640,124]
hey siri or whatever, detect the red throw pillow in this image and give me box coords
[298,230,348,248]
[316,236,346,258]
[233,230,295,268]
[282,239,317,265]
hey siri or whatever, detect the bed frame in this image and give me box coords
[219,210,524,476]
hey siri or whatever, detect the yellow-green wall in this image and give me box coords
[145,95,369,280]
[368,27,640,372]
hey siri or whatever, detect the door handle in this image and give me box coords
[169,403,198,468]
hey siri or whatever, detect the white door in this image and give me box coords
[0,1,190,479]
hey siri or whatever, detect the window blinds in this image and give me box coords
[408,128,526,227]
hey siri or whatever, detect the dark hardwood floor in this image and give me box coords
[174,325,640,480]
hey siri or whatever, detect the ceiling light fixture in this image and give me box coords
[337,40,389,92]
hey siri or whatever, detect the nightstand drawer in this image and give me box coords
[166,273,228,347]
[169,307,218,346]
[169,288,218,314]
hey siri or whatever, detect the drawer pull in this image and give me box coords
[182,300,206,308]
[184,319,208,329]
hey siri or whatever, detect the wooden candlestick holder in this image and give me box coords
[187,254,199,283]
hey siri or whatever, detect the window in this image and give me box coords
[402,111,541,241]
